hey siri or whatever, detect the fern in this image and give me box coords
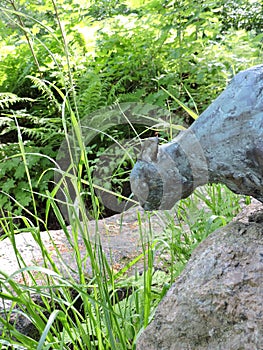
[75,71,109,117]
[0,92,33,109]
[107,74,134,103]
[75,71,141,117]
[26,75,61,111]
[117,89,146,103]
[0,116,14,128]
[1,111,65,146]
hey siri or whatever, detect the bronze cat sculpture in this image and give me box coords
[130,65,263,210]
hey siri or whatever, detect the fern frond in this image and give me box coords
[0,93,33,110]
[26,75,61,110]
[0,116,14,128]
[76,71,108,116]
[117,89,145,103]
[108,75,133,103]
[0,111,64,146]
[20,127,56,142]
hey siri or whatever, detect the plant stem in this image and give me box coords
[8,0,42,75]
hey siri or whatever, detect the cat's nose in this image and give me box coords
[142,202,151,211]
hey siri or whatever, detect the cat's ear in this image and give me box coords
[138,137,159,162]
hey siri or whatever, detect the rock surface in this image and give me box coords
[137,201,263,350]
[0,207,168,283]
[0,206,170,338]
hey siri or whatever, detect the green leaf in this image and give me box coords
[2,179,16,192]
[14,163,26,179]
[161,87,199,120]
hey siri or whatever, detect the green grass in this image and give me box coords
[0,2,252,348]
[0,65,250,350]
[0,148,249,349]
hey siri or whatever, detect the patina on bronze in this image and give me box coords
[130,65,263,210]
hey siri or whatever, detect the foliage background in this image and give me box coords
[0,0,262,222]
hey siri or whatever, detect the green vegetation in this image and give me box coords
[0,0,261,348]
[0,0,262,219]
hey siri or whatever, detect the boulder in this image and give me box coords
[0,206,168,339]
[0,207,165,281]
[137,201,263,350]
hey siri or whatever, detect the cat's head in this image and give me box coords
[130,137,186,210]
[130,159,164,210]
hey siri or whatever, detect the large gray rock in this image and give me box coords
[0,207,169,338]
[130,65,263,210]
[137,202,263,350]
